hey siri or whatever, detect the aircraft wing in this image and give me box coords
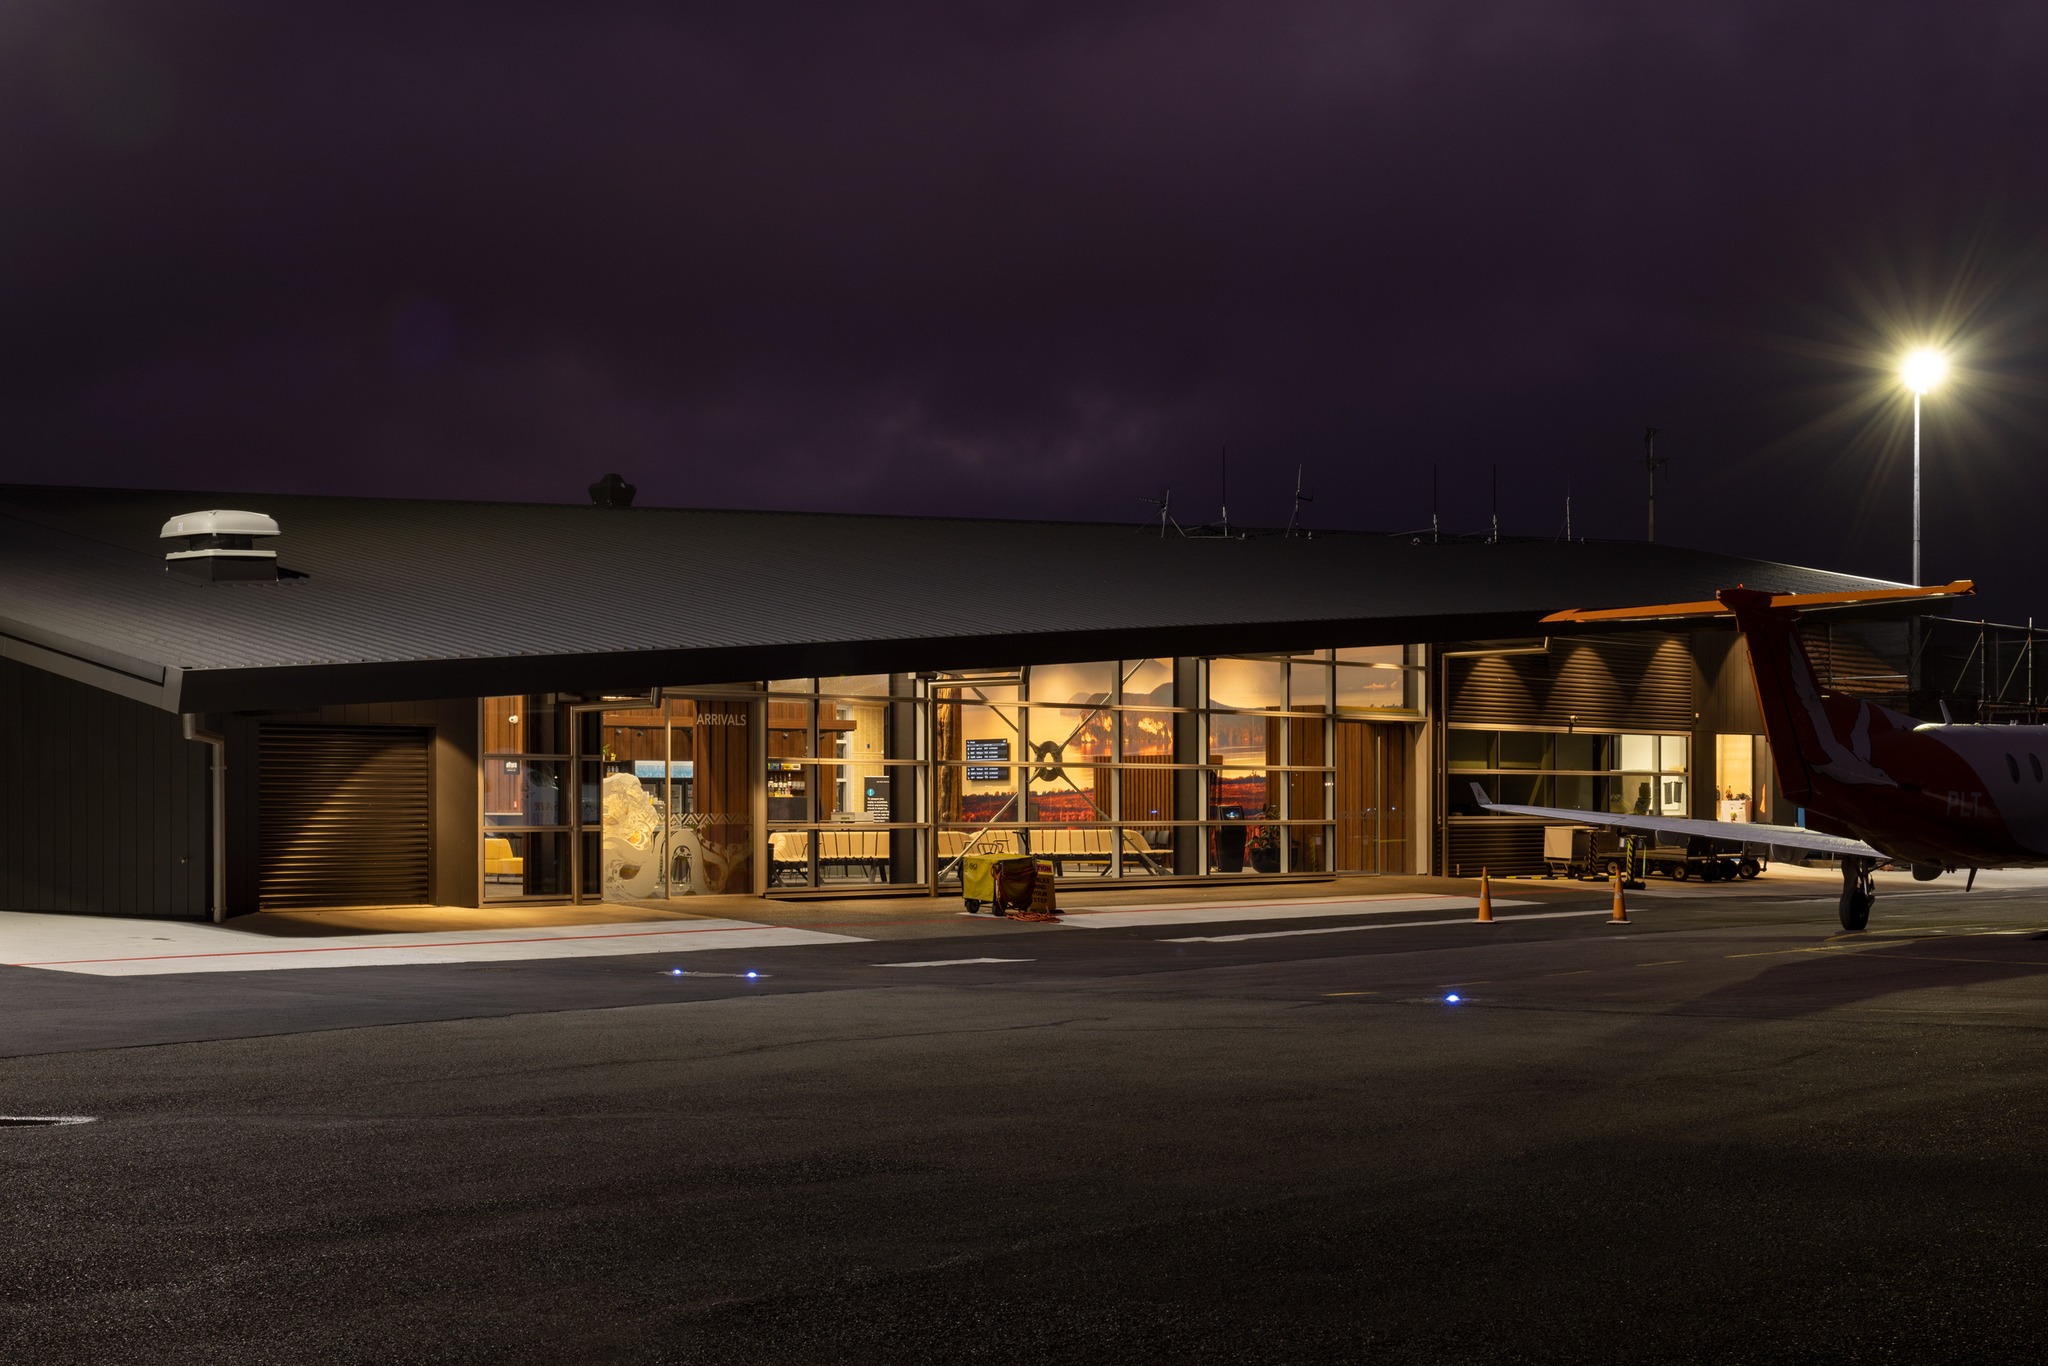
[1467,784,1881,861]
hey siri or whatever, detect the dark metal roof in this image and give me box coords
[0,483,1911,713]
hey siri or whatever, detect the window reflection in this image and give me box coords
[1030,661,1114,706]
[1289,662,1329,711]
[1121,658,1174,707]
[1334,665,1407,712]
[1209,658,1283,710]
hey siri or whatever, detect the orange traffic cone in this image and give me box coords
[1475,867,1494,922]
[1609,867,1630,924]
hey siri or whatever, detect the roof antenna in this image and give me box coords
[1219,445,1230,538]
[1285,464,1313,537]
[1431,464,1440,543]
[1643,427,1668,543]
[1490,465,1499,544]
[1140,487,1182,538]
[1562,474,1573,542]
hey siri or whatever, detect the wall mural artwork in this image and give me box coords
[602,771,664,901]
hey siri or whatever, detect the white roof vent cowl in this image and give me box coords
[161,509,283,582]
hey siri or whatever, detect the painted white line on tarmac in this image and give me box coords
[1065,895,1533,929]
[874,957,1036,968]
[10,920,867,977]
[1163,909,1614,943]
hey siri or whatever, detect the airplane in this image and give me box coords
[1472,580,2035,932]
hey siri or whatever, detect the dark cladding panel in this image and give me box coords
[0,656,208,918]
[1447,634,1695,732]
[258,724,431,910]
[1443,819,1546,879]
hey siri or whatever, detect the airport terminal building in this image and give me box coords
[0,484,1947,921]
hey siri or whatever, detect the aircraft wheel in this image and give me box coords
[1738,858,1760,880]
[1838,859,1874,932]
[1699,860,1721,882]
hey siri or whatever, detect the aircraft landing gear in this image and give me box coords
[1838,857,1875,932]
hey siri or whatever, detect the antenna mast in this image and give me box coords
[1643,427,1667,543]
[1285,464,1313,537]
[1219,446,1230,538]
[1431,464,1439,543]
[1490,465,1499,544]
[1140,487,1180,538]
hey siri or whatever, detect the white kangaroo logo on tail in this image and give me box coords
[1789,635,1896,787]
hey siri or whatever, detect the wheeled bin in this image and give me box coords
[962,854,1037,914]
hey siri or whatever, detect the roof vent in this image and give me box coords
[589,473,636,508]
[161,509,281,582]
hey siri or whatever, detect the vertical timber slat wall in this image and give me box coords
[0,656,208,918]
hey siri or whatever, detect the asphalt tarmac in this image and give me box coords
[6,875,2048,1364]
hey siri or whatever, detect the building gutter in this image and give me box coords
[182,714,227,923]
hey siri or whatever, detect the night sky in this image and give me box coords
[3,3,2046,617]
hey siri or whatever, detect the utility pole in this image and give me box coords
[1643,427,1667,543]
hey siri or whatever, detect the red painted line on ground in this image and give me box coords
[9,922,805,968]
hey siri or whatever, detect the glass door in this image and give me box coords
[584,695,760,902]
[664,696,757,896]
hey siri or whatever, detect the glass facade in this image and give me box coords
[481,648,1424,902]
[482,694,574,899]
[1447,728,1691,817]
[766,675,926,890]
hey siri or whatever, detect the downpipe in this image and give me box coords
[182,714,227,923]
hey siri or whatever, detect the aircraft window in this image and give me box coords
[2006,753,2021,783]
[2034,754,2044,782]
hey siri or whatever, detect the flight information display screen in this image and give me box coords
[966,739,1010,782]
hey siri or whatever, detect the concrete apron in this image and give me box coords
[0,876,1557,977]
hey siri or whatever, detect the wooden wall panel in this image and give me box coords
[0,656,208,918]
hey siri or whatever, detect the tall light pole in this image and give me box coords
[1901,347,1947,586]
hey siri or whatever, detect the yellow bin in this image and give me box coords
[962,854,1036,913]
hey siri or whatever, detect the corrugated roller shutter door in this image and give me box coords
[260,725,431,910]
[1447,634,1694,731]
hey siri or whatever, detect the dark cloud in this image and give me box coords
[3,2,2046,614]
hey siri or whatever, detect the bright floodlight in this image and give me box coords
[1902,347,1947,394]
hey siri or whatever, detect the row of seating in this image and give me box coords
[770,829,894,882]
[484,836,524,880]
[768,826,1171,882]
[496,828,1172,887]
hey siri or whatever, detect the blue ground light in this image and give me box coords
[1445,994,1461,1004]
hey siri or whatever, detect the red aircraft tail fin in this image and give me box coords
[1717,587,1833,806]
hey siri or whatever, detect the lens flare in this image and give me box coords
[1902,347,1947,394]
